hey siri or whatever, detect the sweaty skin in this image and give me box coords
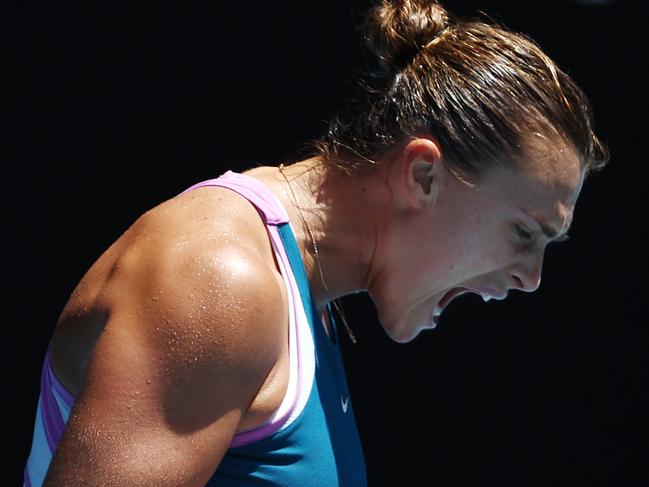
[45,184,293,486]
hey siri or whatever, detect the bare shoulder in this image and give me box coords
[57,181,287,375]
[45,184,287,485]
[104,183,288,388]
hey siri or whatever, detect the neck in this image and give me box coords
[271,157,389,312]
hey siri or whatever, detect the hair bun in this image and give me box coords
[362,0,449,72]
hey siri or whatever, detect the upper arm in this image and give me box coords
[44,208,285,486]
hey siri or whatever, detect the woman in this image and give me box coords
[24,0,608,485]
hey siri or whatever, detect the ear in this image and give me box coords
[401,137,444,210]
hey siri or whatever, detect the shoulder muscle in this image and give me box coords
[45,192,287,486]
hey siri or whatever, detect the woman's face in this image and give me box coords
[371,150,585,343]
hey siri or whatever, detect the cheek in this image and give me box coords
[446,212,508,275]
[414,233,482,288]
[479,224,516,270]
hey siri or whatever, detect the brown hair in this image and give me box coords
[306,0,609,181]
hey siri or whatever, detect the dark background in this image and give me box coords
[9,0,647,485]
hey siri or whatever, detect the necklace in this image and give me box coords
[278,164,357,344]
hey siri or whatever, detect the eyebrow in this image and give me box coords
[523,209,571,242]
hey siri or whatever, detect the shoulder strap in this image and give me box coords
[179,171,289,226]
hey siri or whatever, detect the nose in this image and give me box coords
[509,250,544,293]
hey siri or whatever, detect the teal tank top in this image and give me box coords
[202,171,367,485]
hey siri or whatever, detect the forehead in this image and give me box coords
[479,155,585,233]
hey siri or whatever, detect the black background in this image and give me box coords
[9,0,647,485]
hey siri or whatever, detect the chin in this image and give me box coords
[370,290,432,343]
[380,314,426,344]
[392,331,419,344]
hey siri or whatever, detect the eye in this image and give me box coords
[515,223,534,241]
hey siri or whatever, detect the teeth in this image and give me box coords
[433,306,442,317]
[481,294,494,302]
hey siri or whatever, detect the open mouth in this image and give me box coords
[431,286,505,327]
[439,287,472,310]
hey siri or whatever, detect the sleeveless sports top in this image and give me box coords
[23,170,367,486]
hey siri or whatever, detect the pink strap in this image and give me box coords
[179,171,289,226]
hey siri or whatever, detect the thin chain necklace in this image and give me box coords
[278,164,357,344]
